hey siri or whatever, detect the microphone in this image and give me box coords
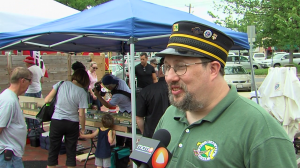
[130,129,172,168]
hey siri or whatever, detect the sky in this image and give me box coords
[144,0,223,22]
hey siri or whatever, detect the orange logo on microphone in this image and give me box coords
[152,147,169,168]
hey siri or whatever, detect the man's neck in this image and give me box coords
[8,85,20,96]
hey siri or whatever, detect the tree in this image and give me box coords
[55,0,110,11]
[209,0,300,64]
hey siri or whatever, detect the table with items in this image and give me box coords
[21,102,141,167]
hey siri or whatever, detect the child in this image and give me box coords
[80,113,116,168]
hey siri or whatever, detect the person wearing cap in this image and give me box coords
[0,67,32,168]
[94,74,131,115]
[93,74,131,147]
[135,53,158,88]
[23,56,44,98]
[155,21,296,168]
[136,58,170,138]
[23,56,44,129]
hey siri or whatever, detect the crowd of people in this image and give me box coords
[0,20,298,168]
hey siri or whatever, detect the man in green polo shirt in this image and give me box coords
[155,21,297,168]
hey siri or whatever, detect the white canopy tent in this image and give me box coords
[259,67,300,141]
[0,0,79,32]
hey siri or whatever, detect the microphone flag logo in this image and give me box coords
[152,147,169,168]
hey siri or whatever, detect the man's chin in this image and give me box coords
[170,95,184,106]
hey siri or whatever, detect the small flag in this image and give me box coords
[30,51,48,77]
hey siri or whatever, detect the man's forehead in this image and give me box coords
[164,55,197,63]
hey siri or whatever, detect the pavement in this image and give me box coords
[23,105,125,168]
[24,125,96,168]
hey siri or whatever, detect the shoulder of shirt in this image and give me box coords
[141,79,166,91]
[162,106,177,117]
[135,63,142,67]
[0,90,17,102]
[232,95,279,123]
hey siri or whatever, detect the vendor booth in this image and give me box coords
[0,0,250,163]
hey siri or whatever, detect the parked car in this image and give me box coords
[110,59,124,66]
[252,53,266,63]
[273,52,287,56]
[109,64,125,79]
[259,53,300,68]
[224,64,251,91]
[228,52,237,56]
[110,55,124,60]
[227,55,260,69]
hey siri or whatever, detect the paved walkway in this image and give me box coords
[23,106,121,168]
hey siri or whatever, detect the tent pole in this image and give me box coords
[6,51,12,83]
[138,34,171,41]
[87,35,128,41]
[0,34,42,50]
[50,35,84,47]
[128,37,137,168]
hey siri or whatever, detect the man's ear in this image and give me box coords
[20,78,25,84]
[209,61,221,79]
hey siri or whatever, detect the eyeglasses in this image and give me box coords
[93,67,98,70]
[161,61,211,76]
[24,78,32,82]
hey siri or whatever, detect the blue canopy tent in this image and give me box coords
[0,0,249,52]
[0,0,249,158]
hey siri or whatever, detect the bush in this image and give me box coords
[247,63,300,76]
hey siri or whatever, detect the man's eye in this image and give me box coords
[176,65,186,70]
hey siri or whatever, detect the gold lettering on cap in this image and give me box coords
[173,24,179,32]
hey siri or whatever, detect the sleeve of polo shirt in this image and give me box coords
[247,138,297,168]
[151,66,155,73]
[0,101,14,128]
[108,95,120,106]
[136,92,147,117]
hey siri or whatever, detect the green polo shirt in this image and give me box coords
[155,85,296,168]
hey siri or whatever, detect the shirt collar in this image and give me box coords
[173,85,239,124]
[158,77,166,82]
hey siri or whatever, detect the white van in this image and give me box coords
[252,53,265,63]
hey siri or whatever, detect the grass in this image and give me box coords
[247,63,300,76]
[253,69,268,75]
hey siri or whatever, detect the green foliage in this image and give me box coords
[55,0,110,11]
[252,68,268,75]
[208,0,300,50]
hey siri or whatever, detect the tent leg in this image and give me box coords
[129,41,137,168]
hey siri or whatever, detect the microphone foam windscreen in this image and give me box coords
[152,129,171,147]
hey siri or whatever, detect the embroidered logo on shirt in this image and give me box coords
[275,83,280,91]
[193,140,218,161]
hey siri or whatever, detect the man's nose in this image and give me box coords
[165,67,179,83]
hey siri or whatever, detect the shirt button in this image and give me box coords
[179,143,183,148]
[186,129,190,133]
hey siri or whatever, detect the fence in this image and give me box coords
[0,54,105,97]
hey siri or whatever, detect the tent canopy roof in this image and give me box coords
[0,0,79,33]
[0,0,249,52]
